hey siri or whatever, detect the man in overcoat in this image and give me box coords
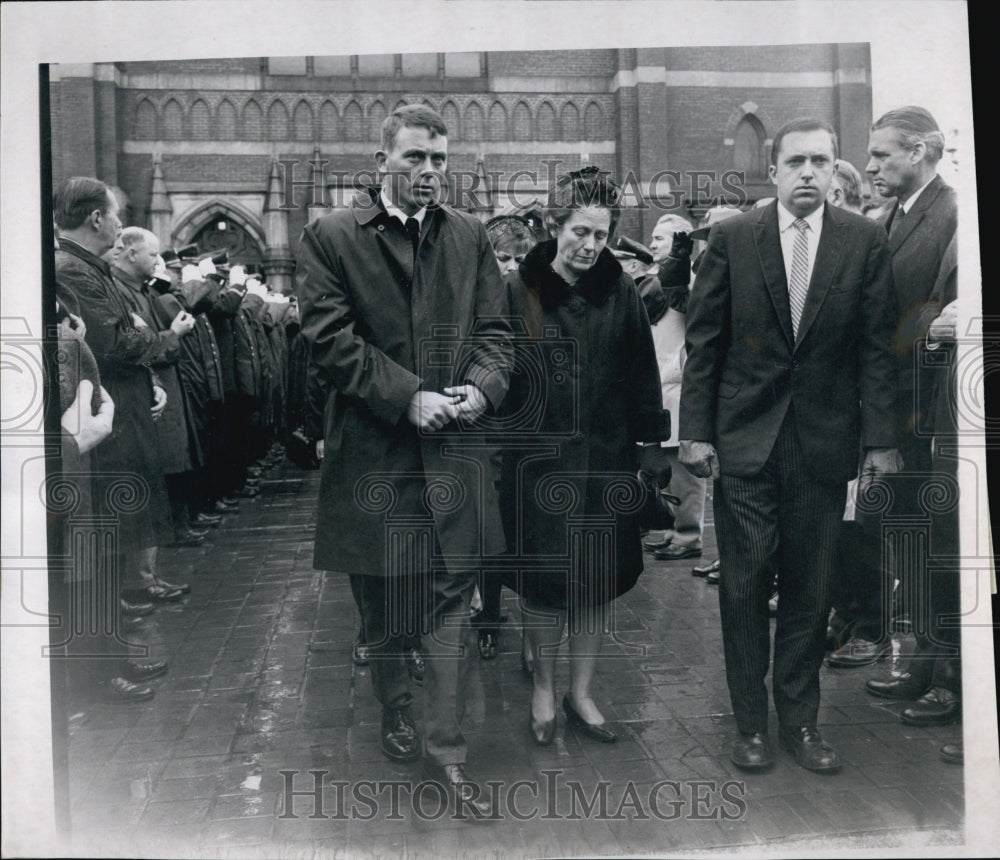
[678,119,901,773]
[296,105,512,814]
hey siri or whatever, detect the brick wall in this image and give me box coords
[488,50,617,76]
[664,44,837,72]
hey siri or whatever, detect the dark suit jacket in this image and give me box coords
[679,201,898,483]
[880,174,958,439]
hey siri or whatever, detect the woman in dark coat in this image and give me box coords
[500,168,670,745]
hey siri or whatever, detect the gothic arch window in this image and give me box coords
[560,102,580,141]
[191,215,263,267]
[243,100,263,140]
[268,100,290,140]
[733,114,767,179]
[512,101,532,142]
[536,101,557,141]
[217,99,237,140]
[344,100,364,141]
[133,99,157,139]
[584,101,604,141]
[293,100,314,141]
[162,98,184,140]
[464,101,485,142]
[441,101,460,139]
[487,102,507,141]
[368,101,387,141]
[319,100,338,140]
[189,99,212,140]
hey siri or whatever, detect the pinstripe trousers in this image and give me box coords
[714,408,844,734]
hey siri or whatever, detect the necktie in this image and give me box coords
[788,218,810,339]
[889,205,905,241]
[405,217,420,261]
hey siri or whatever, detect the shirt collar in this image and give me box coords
[379,186,426,227]
[777,200,824,233]
[899,175,936,214]
[56,237,112,273]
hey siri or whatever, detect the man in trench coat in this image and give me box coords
[296,105,512,814]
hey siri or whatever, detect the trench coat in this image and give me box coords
[55,240,173,553]
[499,240,670,609]
[296,187,513,576]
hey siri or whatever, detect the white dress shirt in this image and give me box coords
[380,186,427,228]
[898,175,936,215]
[777,201,825,292]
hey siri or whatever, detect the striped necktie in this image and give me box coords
[788,218,810,339]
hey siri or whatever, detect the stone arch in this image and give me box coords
[242,99,264,140]
[268,99,290,140]
[560,101,580,141]
[344,100,364,141]
[464,101,485,142]
[217,98,238,140]
[583,101,604,141]
[512,101,532,142]
[171,198,266,250]
[368,100,387,141]
[393,98,410,113]
[133,98,158,139]
[189,98,212,141]
[162,98,184,140]
[319,99,339,140]
[723,101,777,143]
[732,113,767,178]
[536,100,557,142]
[487,101,507,141]
[293,100,314,141]
[441,100,460,139]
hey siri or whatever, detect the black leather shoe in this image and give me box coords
[234,485,260,499]
[642,534,673,552]
[122,614,147,631]
[422,762,494,821]
[381,708,420,762]
[653,544,702,561]
[478,630,498,661]
[122,660,169,682]
[706,568,720,585]
[352,639,370,667]
[103,676,154,703]
[143,584,186,602]
[779,726,841,773]
[562,694,616,743]
[730,732,774,771]
[940,742,963,764]
[692,557,721,577]
[120,597,155,617]
[407,649,425,686]
[866,672,930,701]
[826,637,892,668]
[900,687,961,726]
[215,498,240,512]
[191,512,222,528]
[155,578,191,595]
[170,529,206,548]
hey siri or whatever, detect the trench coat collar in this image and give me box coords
[57,237,112,278]
[351,185,449,228]
[519,239,623,312]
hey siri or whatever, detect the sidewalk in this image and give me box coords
[63,461,964,857]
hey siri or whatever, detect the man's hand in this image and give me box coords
[859,447,903,493]
[315,438,325,462]
[678,440,720,479]
[638,443,673,489]
[928,299,959,345]
[62,381,116,454]
[131,312,149,329]
[443,384,488,423]
[170,310,196,336]
[406,390,459,431]
[151,384,168,421]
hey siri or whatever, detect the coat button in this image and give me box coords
[378,225,385,231]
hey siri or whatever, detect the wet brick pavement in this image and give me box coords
[63,459,964,857]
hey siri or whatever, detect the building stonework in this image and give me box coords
[49,46,872,290]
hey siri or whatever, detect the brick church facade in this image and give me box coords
[49,45,872,292]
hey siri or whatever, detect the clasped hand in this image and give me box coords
[406,385,487,431]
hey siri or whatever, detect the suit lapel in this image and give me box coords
[794,206,846,349]
[753,204,794,349]
[889,174,943,255]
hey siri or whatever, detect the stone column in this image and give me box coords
[149,157,173,248]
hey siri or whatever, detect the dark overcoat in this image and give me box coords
[296,187,513,576]
[55,240,173,552]
[499,241,670,608]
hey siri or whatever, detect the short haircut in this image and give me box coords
[53,176,112,230]
[871,105,945,163]
[485,215,536,256]
[832,159,864,209]
[770,117,839,166]
[120,226,157,251]
[545,167,622,237]
[380,104,448,154]
[653,213,693,234]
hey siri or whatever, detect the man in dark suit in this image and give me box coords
[859,107,961,726]
[678,118,901,773]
